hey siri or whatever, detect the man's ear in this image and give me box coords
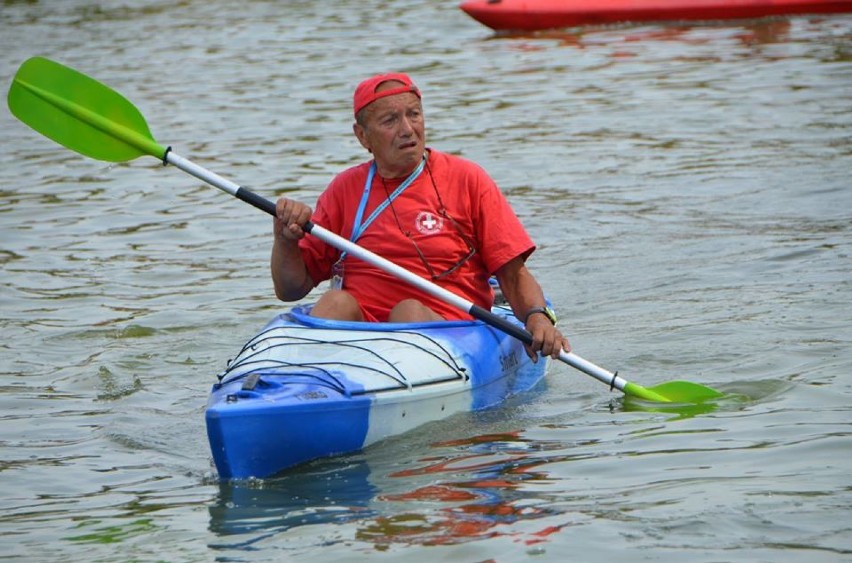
[353,122,372,153]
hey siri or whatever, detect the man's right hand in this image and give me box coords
[274,197,313,241]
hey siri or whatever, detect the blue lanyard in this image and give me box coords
[340,156,426,260]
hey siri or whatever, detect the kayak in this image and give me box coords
[459,0,852,31]
[205,298,550,480]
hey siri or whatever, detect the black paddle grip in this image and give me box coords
[469,304,533,346]
[235,187,277,216]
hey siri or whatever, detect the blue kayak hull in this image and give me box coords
[205,304,548,480]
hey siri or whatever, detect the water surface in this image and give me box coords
[1,1,850,561]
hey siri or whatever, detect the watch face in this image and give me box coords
[544,307,557,324]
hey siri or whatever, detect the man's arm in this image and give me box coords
[495,256,571,360]
[271,197,316,301]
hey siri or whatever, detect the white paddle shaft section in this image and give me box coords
[165,149,627,392]
[167,151,240,196]
[561,351,627,391]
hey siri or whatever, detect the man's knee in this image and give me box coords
[310,289,364,321]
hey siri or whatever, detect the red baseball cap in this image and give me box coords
[353,73,421,117]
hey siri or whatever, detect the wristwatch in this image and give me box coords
[524,306,557,326]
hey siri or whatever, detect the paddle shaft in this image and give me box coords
[165,150,638,396]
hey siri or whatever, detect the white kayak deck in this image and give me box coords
[218,324,472,395]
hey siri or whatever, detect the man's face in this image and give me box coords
[354,84,425,178]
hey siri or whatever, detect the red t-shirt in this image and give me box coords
[299,149,535,321]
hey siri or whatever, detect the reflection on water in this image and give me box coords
[493,18,795,48]
[210,460,377,539]
[209,431,571,551]
[369,432,565,548]
[208,379,784,549]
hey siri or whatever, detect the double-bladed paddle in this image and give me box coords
[8,56,723,404]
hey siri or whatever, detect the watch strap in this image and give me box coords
[524,306,556,326]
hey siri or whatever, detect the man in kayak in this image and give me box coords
[271,73,569,361]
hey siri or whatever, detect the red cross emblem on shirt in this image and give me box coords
[416,211,444,235]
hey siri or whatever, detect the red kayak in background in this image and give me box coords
[459,0,852,31]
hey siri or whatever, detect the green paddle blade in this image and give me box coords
[8,56,165,162]
[647,380,725,403]
[624,380,725,403]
